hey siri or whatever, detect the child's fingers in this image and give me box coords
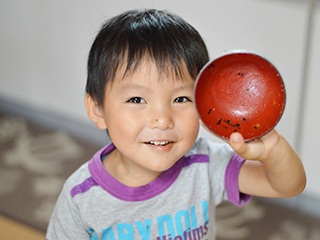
[229,132,252,159]
[229,129,280,161]
[230,132,265,160]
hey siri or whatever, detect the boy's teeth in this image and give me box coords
[148,141,171,146]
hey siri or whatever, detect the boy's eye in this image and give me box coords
[174,97,191,103]
[127,97,146,104]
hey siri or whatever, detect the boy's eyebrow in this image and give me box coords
[118,83,195,94]
[117,84,150,94]
[170,83,195,93]
[176,83,195,91]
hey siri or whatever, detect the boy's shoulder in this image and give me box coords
[64,160,92,190]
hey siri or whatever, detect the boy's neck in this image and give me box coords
[102,148,163,187]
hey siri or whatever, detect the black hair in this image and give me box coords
[86,9,209,106]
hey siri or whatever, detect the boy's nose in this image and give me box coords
[149,108,174,130]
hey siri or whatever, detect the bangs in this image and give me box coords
[116,48,190,82]
[108,11,205,81]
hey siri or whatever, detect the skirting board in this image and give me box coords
[0,97,110,147]
[0,97,319,219]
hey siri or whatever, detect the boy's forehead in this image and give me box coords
[105,60,195,93]
[117,59,193,83]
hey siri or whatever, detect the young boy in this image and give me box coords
[46,9,306,240]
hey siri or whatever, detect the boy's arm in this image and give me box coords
[229,129,306,198]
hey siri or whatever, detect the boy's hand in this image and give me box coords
[229,129,280,163]
[228,129,306,198]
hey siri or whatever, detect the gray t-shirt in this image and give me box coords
[46,137,250,240]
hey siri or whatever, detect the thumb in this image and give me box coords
[229,132,251,159]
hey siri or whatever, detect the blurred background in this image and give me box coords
[0,0,319,237]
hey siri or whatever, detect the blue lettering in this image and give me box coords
[190,205,199,229]
[186,228,192,240]
[201,200,208,223]
[174,210,191,237]
[157,215,176,239]
[117,223,134,240]
[91,226,115,240]
[135,219,152,240]
[96,200,211,240]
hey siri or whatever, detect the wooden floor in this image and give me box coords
[0,215,46,240]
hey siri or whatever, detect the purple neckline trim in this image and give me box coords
[183,154,208,167]
[87,143,248,204]
[88,143,187,202]
[225,153,251,206]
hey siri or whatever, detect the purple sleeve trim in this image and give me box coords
[70,177,99,198]
[225,153,251,206]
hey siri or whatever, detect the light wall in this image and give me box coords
[0,1,319,201]
[299,2,320,200]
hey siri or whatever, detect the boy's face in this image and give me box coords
[88,60,200,183]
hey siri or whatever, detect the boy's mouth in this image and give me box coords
[145,140,173,146]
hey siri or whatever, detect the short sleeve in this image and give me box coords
[225,153,251,206]
[46,182,90,240]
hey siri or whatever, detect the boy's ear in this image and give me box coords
[85,94,107,130]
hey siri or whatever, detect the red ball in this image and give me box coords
[195,51,286,141]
